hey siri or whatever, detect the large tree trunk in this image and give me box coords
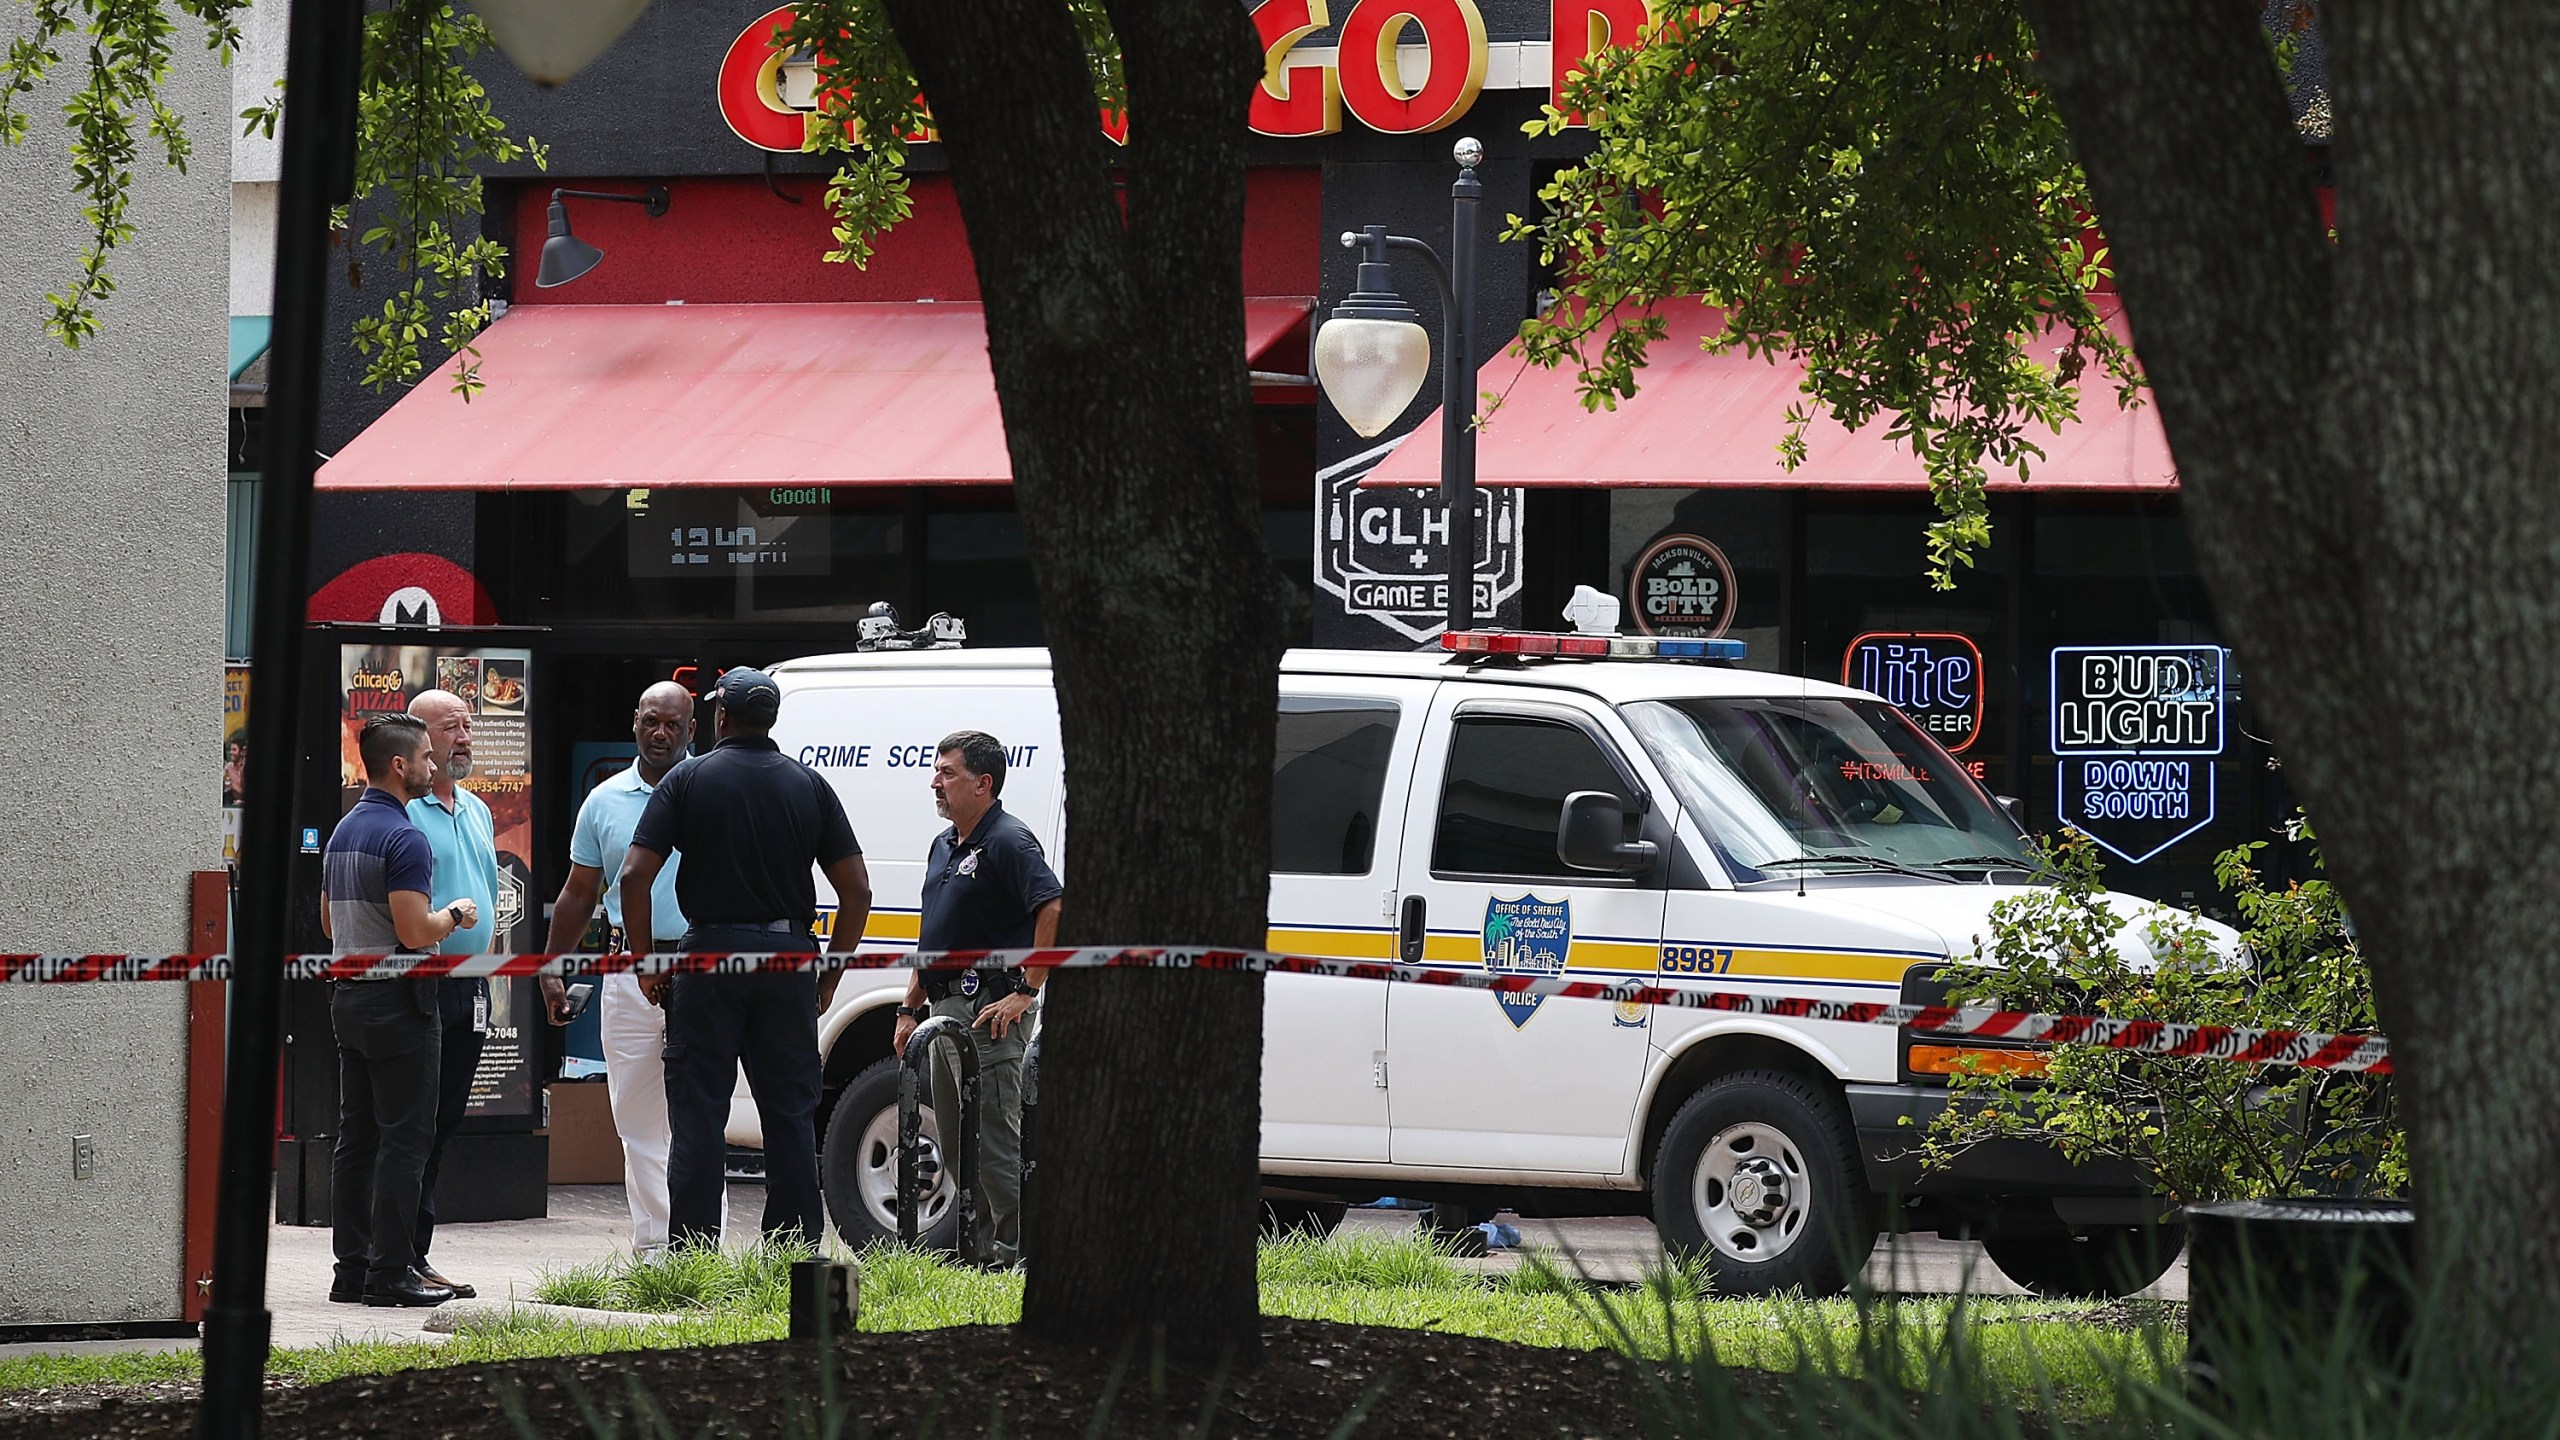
[2023,0,2560,1369]
[880,0,1281,1362]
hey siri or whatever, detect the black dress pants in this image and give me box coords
[663,926,823,1248]
[412,977,486,1264]
[329,978,442,1288]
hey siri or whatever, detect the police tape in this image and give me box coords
[0,945,2392,1074]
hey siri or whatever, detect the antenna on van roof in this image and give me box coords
[855,602,967,652]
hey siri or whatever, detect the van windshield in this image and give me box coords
[1624,696,2033,881]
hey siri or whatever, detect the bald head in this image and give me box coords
[633,680,697,778]
[409,688,474,781]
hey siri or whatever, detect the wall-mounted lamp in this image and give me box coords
[535,186,671,288]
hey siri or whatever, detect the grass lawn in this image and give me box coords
[0,1231,2175,1418]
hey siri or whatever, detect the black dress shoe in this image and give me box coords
[361,1271,456,1308]
[418,1267,476,1300]
[328,1279,362,1304]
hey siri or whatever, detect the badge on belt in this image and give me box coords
[959,970,981,998]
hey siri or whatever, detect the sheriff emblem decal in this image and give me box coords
[1482,895,1571,1028]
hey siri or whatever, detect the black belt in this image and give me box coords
[692,919,809,933]
[923,969,1033,1003]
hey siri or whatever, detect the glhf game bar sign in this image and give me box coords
[718,0,1658,150]
[2050,645,2227,865]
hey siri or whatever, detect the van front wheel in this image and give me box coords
[1653,1070,1874,1296]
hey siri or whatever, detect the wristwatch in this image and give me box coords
[896,1004,929,1021]
[444,901,469,927]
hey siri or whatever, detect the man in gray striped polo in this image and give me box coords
[318,713,480,1308]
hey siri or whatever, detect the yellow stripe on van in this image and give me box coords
[1720,948,1916,986]
[815,909,920,943]
[1570,939,1659,971]
[1267,927,1397,960]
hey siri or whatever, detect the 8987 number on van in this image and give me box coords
[1659,944,1735,975]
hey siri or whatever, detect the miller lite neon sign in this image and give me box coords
[1843,632,1982,754]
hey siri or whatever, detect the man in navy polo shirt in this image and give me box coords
[898,729,1063,1269]
[319,713,479,1308]
[623,667,873,1249]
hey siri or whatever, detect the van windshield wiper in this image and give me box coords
[1757,855,1963,885]
[1929,854,2039,871]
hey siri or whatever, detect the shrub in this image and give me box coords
[1920,821,2403,1205]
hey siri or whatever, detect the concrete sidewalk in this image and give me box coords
[261,1184,639,1348]
[3,1188,2184,1368]
[0,1185,641,1363]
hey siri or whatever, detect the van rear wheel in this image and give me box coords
[1983,1226,2182,1298]
[821,1056,958,1251]
[1653,1070,1874,1296]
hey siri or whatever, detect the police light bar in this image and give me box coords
[1441,630,1747,661]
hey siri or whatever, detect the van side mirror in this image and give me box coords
[1996,795,2027,831]
[1557,790,1658,875]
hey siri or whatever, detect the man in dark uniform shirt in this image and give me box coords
[622,668,872,1249]
[897,730,1063,1268]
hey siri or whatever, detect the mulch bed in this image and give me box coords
[0,1319,1776,1439]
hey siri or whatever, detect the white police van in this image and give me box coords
[728,622,2205,1298]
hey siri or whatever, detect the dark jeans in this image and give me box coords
[664,926,823,1248]
[413,978,487,1263]
[329,979,442,1288]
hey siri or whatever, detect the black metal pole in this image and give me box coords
[198,4,361,1437]
[897,1016,978,1258]
[1017,1031,1040,1266]
[1444,140,1482,634]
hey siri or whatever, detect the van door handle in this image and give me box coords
[1399,895,1427,964]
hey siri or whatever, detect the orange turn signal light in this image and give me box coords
[1909,1044,2049,1077]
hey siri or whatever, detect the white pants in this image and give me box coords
[601,972,726,1250]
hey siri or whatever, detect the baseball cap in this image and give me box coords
[706,667,782,723]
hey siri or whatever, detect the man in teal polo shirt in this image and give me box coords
[407,687,499,1300]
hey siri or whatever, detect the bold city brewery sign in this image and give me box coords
[1844,632,1982,754]
[2049,645,2225,864]
[1627,535,1736,638]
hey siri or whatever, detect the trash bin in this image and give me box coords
[2184,1198,2416,1398]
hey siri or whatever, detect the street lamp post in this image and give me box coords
[200,3,361,1438]
[1313,137,1485,635]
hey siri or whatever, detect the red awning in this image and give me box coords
[1363,302,2174,491]
[317,299,1313,491]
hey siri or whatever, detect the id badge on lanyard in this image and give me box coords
[472,985,491,1035]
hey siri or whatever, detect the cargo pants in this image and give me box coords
[927,988,1030,1267]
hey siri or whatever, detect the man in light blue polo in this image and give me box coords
[406,686,499,1300]
[541,680,725,1252]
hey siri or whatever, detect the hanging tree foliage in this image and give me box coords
[1512,0,2140,585]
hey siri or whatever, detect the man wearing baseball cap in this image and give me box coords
[622,667,873,1249]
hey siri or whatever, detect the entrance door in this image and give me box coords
[1387,695,1666,1174]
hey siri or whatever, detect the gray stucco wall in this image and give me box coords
[0,16,229,1325]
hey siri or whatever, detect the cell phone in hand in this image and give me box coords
[562,982,597,1020]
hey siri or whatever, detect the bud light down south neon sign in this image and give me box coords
[2049,645,2226,864]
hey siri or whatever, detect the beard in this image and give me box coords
[444,751,474,779]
